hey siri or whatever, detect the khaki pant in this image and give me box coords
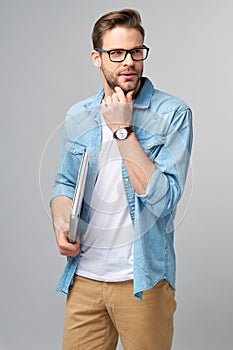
[63,276,176,350]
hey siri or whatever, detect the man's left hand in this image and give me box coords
[101,86,134,132]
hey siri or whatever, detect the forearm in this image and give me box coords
[118,133,155,195]
[51,195,72,229]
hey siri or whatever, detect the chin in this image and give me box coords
[120,82,137,92]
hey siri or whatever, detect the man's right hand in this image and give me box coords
[51,196,80,257]
[54,222,80,257]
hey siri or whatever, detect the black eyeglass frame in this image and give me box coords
[94,45,150,62]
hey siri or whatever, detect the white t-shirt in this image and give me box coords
[75,116,134,281]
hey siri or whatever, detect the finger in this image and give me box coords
[63,242,80,256]
[60,245,80,256]
[126,90,134,103]
[105,96,112,104]
[114,86,127,102]
[112,92,119,103]
[58,234,80,256]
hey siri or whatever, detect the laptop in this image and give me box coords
[69,149,89,243]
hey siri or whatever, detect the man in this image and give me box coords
[51,8,193,350]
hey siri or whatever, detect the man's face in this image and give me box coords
[98,27,144,96]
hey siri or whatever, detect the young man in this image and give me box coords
[51,9,193,350]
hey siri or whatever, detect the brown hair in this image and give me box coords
[92,9,145,49]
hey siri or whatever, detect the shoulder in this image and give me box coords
[151,88,191,115]
[66,94,99,117]
[65,87,104,118]
[143,79,192,132]
[139,77,191,116]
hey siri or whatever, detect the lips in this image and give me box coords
[119,71,137,80]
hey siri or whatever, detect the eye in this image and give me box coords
[110,50,125,57]
[131,48,143,55]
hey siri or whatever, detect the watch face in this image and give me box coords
[116,127,128,140]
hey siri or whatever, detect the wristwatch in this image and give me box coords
[113,126,133,140]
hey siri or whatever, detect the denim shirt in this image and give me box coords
[51,77,193,300]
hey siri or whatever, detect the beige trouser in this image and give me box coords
[63,276,176,350]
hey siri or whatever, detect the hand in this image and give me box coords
[51,196,80,257]
[54,221,80,257]
[101,86,134,132]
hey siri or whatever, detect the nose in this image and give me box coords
[123,52,134,65]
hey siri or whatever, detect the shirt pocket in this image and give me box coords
[138,134,166,160]
[62,141,87,184]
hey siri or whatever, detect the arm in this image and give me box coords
[102,86,154,194]
[136,106,193,218]
[102,87,193,217]
[51,195,80,256]
[117,133,155,194]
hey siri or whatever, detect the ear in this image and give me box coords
[91,50,101,68]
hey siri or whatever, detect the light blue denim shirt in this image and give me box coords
[51,77,193,299]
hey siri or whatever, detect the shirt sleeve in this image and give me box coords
[136,106,193,218]
[50,114,82,203]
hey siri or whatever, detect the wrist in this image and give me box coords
[110,123,130,133]
[113,126,134,140]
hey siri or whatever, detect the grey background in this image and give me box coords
[1,0,232,349]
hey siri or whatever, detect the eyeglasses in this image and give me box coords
[95,45,150,62]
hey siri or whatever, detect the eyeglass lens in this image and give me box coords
[109,48,148,62]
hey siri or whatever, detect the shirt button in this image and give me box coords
[131,206,135,211]
[125,178,129,182]
[147,144,151,147]
[73,149,78,154]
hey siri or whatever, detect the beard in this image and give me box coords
[101,65,143,94]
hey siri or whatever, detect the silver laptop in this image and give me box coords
[69,149,89,243]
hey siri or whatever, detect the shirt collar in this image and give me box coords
[133,77,154,109]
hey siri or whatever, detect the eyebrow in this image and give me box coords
[103,45,144,51]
